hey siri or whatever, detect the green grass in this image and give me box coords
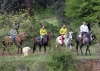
[0,37,99,61]
[0,41,99,71]
[0,44,98,62]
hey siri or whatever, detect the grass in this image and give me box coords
[0,40,99,71]
[0,43,99,61]
[0,36,99,61]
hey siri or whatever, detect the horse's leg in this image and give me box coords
[39,45,41,52]
[88,46,91,56]
[55,42,58,48]
[76,42,79,55]
[2,47,5,55]
[48,43,51,52]
[16,42,21,53]
[33,43,36,54]
[7,48,11,55]
[17,46,20,53]
[19,41,23,54]
[85,45,91,56]
[80,44,83,55]
[44,45,46,54]
[69,44,72,50]
[65,43,68,50]
[55,44,57,50]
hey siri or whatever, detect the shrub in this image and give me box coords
[48,50,76,71]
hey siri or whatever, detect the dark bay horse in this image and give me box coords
[2,32,27,55]
[33,33,52,54]
[75,31,93,55]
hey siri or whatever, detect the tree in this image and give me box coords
[65,0,100,25]
[0,0,34,17]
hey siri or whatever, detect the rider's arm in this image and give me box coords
[60,28,63,34]
[45,29,47,34]
[40,29,42,35]
[65,28,68,34]
[80,25,83,33]
[86,26,89,32]
[10,30,14,35]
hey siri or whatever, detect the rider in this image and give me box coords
[40,25,47,44]
[10,27,17,42]
[59,24,68,45]
[80,21,89,44]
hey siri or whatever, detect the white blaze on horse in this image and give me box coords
[55,31,73,49]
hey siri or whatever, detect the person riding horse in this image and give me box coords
[80,22,89,44]
[10,27,17,42]
[40,25,47,45]
[59,24,68,45]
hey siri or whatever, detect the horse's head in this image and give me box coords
[86,31,94,41]
[18,32,27,40]
[68,31,73,40]
[45,33,52,40]
[65,31,73,40]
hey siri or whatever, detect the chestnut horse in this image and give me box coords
[2,32,27,55]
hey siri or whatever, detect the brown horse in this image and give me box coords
[2,32,27,55]
[33,33,52,54]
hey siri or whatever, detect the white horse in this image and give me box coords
[56,31,73,49]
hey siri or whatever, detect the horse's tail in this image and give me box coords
[20,40,23,45]
[33,42,36,54]
[2,40,6,46]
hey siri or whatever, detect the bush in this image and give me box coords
[48,50,76,71]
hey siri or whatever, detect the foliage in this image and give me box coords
[0,0,27,14]
[0,9,40,39]
[91,23,100,55]
[92,23,100,44]
[0,65,15,71]
[0,60,35,71]
[0,0,71,26]
[48,50,76,71]
[65,0,100,25]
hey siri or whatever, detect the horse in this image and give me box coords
[75,31,94,55]
[2,32,27,55]
[33,33,52,54]
[55,31,73,50]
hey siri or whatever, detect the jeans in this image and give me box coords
[11,35,16,41]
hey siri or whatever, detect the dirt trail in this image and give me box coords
[77,59,100,71]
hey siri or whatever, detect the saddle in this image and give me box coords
[59,36,65,40]
[4,36,12,43]
[79,34,86,44]
[59,36,65,45]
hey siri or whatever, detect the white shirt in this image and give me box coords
[80,24,89,33]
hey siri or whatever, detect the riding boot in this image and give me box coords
[82,37,85,44]
[40,38,42,45]
[41,38,43,45]
[61,38,64,46]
